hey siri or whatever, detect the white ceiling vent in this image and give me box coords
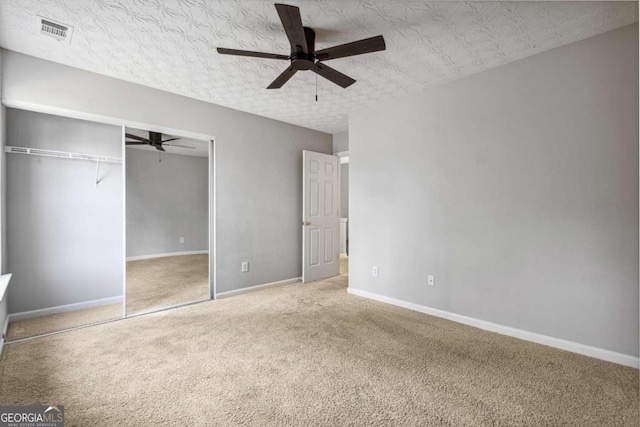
[36,16,73,43]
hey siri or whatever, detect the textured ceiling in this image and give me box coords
[0,1,637,134]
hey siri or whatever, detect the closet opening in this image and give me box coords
[2,107,217,342]
[4,108,124,340]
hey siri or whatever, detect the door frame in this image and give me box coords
[335,151,349,257]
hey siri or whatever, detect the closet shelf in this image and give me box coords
[4,146,122,164]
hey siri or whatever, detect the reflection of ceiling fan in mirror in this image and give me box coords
[125,131,195,151]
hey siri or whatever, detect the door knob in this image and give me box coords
[304,221,311,226]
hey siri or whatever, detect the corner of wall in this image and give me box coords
[332,131,349,154]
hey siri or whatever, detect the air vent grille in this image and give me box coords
[37,17,73,42]
[41,19,67,39]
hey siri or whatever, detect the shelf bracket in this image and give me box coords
[95,158,101,186]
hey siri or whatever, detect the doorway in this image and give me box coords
[302,150,348,282]
[337,151,349,276]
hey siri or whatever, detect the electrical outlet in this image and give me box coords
[428,275,435,287]
[180,237,185,243]
[372,266,379,277]
[241,262,249,273]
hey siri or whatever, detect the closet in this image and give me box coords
[4,109,124,340]
[2,109,216,340]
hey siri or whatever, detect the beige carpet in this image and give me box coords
[126,254,210,314]
[340,253,348,275]
[6,303,122,341]
[0,273,637,426]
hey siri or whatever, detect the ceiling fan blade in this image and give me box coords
[275,4,308,54]
[125,133,151,143]
[312,63,356,88]
[161,137,181,143]
[125,141,146,145]
[155,145,166,152]
[315,35,386,61]
[267,66,298,89]
[164,144,196,149]
[217,48,289,60]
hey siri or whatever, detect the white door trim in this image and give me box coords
[121,125,127,318]
[209,138,216,300]
[1,99,216,142]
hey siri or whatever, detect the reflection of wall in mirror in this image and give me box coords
[126,148,209,259]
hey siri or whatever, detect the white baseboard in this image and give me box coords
[9,296,123,322]
[216,277,301,299]
[347,287,639,369]
[126,250,208,261]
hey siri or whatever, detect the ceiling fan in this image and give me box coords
[125,131,194,151]
[217,3,386,89]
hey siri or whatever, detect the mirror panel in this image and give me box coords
[125,127,210,315]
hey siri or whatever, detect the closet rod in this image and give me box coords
[4,146,122,164]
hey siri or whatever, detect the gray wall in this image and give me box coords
[349,25,639,357]
[1,50,332,294]
[126,148,208,258]
[6,109,123,313]
[333,131,349,153]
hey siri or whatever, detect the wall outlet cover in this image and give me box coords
[428,275,435,287]
[241,262,249,273]
[372,266,379,277]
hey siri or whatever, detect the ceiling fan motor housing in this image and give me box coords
[290,27,316,70]
[149,131,164,149]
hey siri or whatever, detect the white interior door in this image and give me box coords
[303,150,340,282]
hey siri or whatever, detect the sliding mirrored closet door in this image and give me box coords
[125,127,210,315]
[4,109,124,340]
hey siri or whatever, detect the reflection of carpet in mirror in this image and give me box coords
[6,303,122,341]
[126,254,210,314]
